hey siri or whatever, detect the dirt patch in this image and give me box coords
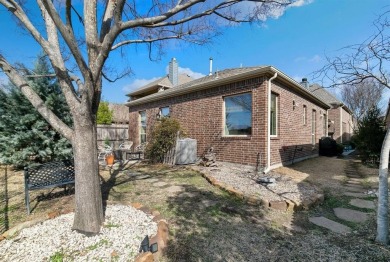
[275,156,350,194]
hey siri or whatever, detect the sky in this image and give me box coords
[0,0,389,108]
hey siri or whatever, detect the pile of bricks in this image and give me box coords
[200,147,217,167]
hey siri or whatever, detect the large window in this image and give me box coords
[224,93,252,136]
[139,111,146,144]
[270,93,278,136]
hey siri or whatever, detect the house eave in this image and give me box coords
[126,66,330,109]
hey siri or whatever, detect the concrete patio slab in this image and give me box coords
[349,199,375,209]
[309,216,351,234]
[334,208,370,223]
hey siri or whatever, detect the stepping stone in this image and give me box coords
[350,199,375,209]
[349,178,362,182]
[334,208,369,223]
[153,181,168,187]
[200,199,218,208]
[309,216,351,234]
[135,174,151,180]
[181,191,199,198]
[344,186,364,193]
[166,185,184,195]
[346,180,361,185]
[344,192,366,198]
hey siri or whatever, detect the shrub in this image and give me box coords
[145,118,184,163]
[336,143,344,155]
[319,137,338,156]
[354,105,385,165]
[97,101,113,125]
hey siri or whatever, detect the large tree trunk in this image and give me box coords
[376,128,390,244]
[71,113,104,234]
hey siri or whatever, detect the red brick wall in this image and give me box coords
[128,76,328,168]
[327,107,354,143]
[269,81,327,167]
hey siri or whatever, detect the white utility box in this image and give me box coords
[175,138,197,165]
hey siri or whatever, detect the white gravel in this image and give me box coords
[0,205,158,262]
[194,162,320,204]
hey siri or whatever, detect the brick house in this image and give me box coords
[126,60,330,171]
[304,80,355,143]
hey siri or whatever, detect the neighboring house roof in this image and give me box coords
[307,84,353,114]
[127,74,193,96]
[108,103,129,124]
[307,84,341,106]
[125,66,330,109]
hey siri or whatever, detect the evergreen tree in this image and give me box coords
[96,101,113,125]
[0,55,72,168]
[354,105,386,164]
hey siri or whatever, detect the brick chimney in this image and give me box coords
[169,58,178,86]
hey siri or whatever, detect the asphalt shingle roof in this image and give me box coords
[307,84,341,106]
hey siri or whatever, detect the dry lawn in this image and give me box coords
[1,157,390,261]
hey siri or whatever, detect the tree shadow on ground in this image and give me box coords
[160,179,301,262]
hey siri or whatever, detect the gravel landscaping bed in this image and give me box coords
[194,162,322,205]
[0,205,157,262]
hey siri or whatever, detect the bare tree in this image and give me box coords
[340,79,384,122]
[0,0,295,234]
[314,10,390,244]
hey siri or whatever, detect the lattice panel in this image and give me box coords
[25,160,75,190]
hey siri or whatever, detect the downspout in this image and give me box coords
[340,105,343,143]
[264,72,278,174]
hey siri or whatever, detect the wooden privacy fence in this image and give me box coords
[97,124,129,148]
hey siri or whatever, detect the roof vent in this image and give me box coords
[169,58,178,86]
[301,78,309,88]
[209,57,213,76]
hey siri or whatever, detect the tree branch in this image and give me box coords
[112,34,185,50]
[0,55,74,142]
[40,0,90,80]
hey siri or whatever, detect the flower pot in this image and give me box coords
[106,154,114,165]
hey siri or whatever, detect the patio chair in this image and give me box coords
[135,142,147,153]
[135,142,148,158]
[119,141,133,151]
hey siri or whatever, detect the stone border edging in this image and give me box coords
[0,202,168,262]
[200,170,324,211]
[107,201,169,262]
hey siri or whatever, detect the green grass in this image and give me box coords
[49,251,65,262]
[104,222,121,228]
[87,239,110,251]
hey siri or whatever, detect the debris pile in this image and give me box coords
[200,147,217,167]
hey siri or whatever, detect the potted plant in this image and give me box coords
[105,152,114,165]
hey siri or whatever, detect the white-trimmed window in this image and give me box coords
[224,93,252,136]
[311,110,316,145]
[270,93,278,136]
[139,111,146,144]
[323,114,327,137]
[159,106,170,118]
[303,105,307,125]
